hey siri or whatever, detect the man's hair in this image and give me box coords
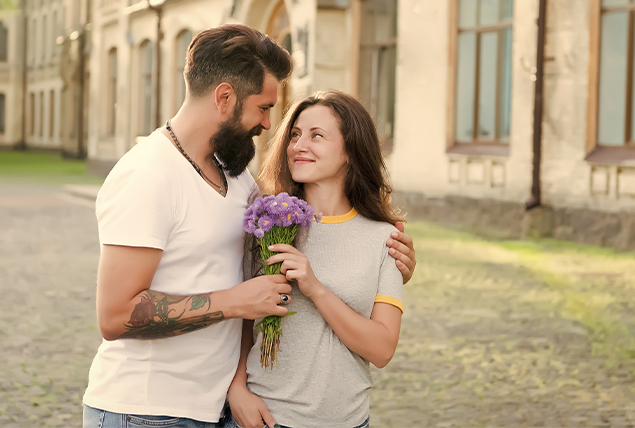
[184,24,292,102]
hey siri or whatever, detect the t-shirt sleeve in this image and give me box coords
[375,230,404,313]
[96,167,174,250]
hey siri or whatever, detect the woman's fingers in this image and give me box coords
[268,243,299,254]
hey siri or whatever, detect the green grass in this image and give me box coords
[0,151,104,185]
[405,221,635,372]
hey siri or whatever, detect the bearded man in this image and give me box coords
[82,25,416,428]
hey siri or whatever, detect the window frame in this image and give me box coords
[586,0,635,163]
[447,0,514,156]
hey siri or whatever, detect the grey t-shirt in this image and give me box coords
[245,209,403,428]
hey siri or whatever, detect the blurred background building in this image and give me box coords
[1,0,634,249]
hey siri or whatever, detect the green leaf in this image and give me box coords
[190,295,208,311]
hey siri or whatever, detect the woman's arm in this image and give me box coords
[227,320,278,428]
[267,244,402,368]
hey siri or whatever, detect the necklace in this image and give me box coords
[165,120,227,196]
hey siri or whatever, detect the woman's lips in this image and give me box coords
[294,157,315,164]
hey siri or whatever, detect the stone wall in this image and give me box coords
[395,191,635,251]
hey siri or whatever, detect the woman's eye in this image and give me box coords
[313,133,323,139]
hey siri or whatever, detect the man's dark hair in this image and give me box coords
[184,24,292,102]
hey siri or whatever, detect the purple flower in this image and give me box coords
[243,193,320,238]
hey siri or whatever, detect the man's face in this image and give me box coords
[212,74,279,177]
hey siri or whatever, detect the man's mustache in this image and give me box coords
[250,126,264,137]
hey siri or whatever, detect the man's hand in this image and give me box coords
[227,274,292,320]
[227,384,278,428]
[387,222,417,284]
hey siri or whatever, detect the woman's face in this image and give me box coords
[286,105,349,187]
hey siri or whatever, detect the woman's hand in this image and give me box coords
[387,222,417,284]
[267,244,325,299]
[227,383,278,428]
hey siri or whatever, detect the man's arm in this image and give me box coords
[97,244,291,341]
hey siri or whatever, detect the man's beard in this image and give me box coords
[211,107,263,178]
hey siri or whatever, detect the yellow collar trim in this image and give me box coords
[318,208,358,224]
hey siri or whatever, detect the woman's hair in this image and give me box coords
[258,90,404,225]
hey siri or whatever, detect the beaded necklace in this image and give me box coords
[165,120,227,196]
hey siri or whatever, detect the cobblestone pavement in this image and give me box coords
[1,179,634,427]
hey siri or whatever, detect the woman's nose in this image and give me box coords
[293,135,308,152]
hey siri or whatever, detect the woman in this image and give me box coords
[226,90,407,428]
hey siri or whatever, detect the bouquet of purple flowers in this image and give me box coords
[243,192,320,368]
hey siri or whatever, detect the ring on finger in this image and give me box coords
[280,294,290,305]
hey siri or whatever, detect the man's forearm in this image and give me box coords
[117,289,225,340]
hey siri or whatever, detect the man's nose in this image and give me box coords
[261,110,271,130]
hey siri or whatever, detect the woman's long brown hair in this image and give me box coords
[259,90,404,225]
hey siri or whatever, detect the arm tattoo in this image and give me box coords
[120,290,224,339]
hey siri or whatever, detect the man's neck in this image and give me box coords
[164,99,221,163]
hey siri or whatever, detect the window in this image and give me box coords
[358,0,397,149]
[596,0,635,147]
[29,93,34,136]
[49,89,55,138]
[454,0,513,145]
[39,91,44,137]
[0,93,5,134]
[175,30,192,111]
[107,48,117,136]
[51,10,58,58]
[140,40,154,135]
[42,14,48,62]
[0,21,7,62]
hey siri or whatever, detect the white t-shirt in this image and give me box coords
[83,130,257,422]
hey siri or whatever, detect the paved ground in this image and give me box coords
[1,178,634,427]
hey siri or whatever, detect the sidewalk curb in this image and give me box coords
[63,184,101,202]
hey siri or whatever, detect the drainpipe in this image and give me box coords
[526,0,547,210]
[75,29,86,158]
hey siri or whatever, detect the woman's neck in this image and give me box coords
[304,183,351,216]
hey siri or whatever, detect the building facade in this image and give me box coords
[391,0,635,249]
[3,0,635,249]
[0,0,91,157]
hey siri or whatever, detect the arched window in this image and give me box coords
[139,40,154,135]
[175,29,192,111]
[0,21,8,62]
[107,48,118,136]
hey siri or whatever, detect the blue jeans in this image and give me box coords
[83,405,226,428]
[223,412,370,428]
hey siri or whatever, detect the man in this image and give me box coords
[83,25,416,428]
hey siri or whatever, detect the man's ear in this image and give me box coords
[214,83,236,116]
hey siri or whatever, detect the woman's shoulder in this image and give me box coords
[350,213,399,239]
